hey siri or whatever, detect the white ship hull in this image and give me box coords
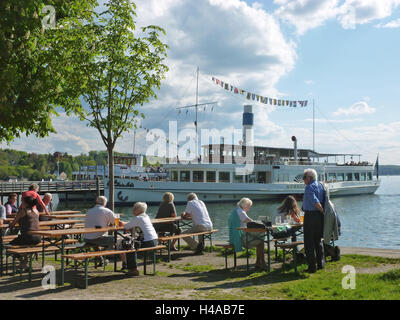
[105,179,380,205]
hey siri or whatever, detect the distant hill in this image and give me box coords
[379,165,400,176]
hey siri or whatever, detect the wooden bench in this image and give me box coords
[272,237,291,260]
[275,241,304,273]
[158,229,219,262]
[6,244,81,281]
[62,245,166,289]
[215,243,237,270]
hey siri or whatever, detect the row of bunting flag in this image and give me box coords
[138,124,182,148]
[212,76,309,107]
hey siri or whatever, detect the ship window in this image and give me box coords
[234,174,243,183]
[354,173,360,181]
[245,173,256,183]
[180,171,190,182]
[171,171,178,182]
[337,173,344,181]
[193,171,204,182]
[367,172,372,180]
[328,173,336,182]
[219,172,230,183]
[257,172,266,183]
[361,172,366,181]
[345,173,352,181]
[206,171,216,183]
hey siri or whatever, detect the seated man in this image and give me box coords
[119,202,158,277]
[84,196,116,250]
[38,193,54,221]
[181,193,213,254]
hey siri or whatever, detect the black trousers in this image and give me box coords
[126,239,158,269]
[304,211,325,270]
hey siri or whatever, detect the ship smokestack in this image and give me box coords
[292,136,298,164]
[242,105,254,146]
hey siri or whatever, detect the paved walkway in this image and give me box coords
[340,247,400,259]
[213,240,400,258]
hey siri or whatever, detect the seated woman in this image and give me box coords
[154,192,181,251]
[229,197,267,270]
[8,196,41,271]
[274,195,302,224]
[119,202,158,277]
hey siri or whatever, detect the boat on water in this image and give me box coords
[102,104,380,205]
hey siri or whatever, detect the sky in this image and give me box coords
[3,0,400,165]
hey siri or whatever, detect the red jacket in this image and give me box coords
[22,190,47,212]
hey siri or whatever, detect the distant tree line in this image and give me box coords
[0,149,110,181]
[378,165,400,176]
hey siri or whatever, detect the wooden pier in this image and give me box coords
[0,180,104,200]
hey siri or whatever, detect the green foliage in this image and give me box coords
[0,0,99,143]
[63,0,168,210]
[0,148,109,180]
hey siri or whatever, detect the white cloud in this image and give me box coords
[338,0,400,28]
[333,101,376,116]
[375,18,400,28]
[273,0,400,34]
[274,0,341,35]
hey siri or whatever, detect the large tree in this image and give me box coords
[0,0,98,143]
[69,0,168,210]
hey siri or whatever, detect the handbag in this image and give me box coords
[271,225,293,239]
[121,235,141,250]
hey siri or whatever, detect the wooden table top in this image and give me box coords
[238,223,303,233]
[37,219,83,227]
[43,214,86,219]
[48,211,82,215]
[29,226,125,237]
[151,216,182,224]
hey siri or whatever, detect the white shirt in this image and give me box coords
[185,200,213,229]
[237,207,252,228]
[124,213,158,242]
[84,205,116,240]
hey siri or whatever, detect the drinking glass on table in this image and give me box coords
[114,214,120,227]
[275,216,281,225]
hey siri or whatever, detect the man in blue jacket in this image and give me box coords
[302,168,325,273]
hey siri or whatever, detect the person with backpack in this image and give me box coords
[302,168,325,273]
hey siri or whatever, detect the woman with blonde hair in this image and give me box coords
[154,192,181,251]
[274,195,302,224]
[228,197,267,270]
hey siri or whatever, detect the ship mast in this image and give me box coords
[177,67,217,162]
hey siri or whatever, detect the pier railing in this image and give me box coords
[0,180,104,196]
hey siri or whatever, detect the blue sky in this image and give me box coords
[3,0,400,164]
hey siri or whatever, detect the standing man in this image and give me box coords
[181,193,213,254]
[302,168,325,273]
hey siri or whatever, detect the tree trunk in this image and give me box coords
[108,147,115,212]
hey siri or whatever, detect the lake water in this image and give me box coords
[56,175,400,250]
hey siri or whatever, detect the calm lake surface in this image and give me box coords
[56,175,400,250]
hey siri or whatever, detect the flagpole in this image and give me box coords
[313,99,315,152]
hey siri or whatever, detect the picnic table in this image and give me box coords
[29,226,125,285]
[43,214,86,219]
[238,223,303,272]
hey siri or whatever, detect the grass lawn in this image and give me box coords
[2,246,400,300]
